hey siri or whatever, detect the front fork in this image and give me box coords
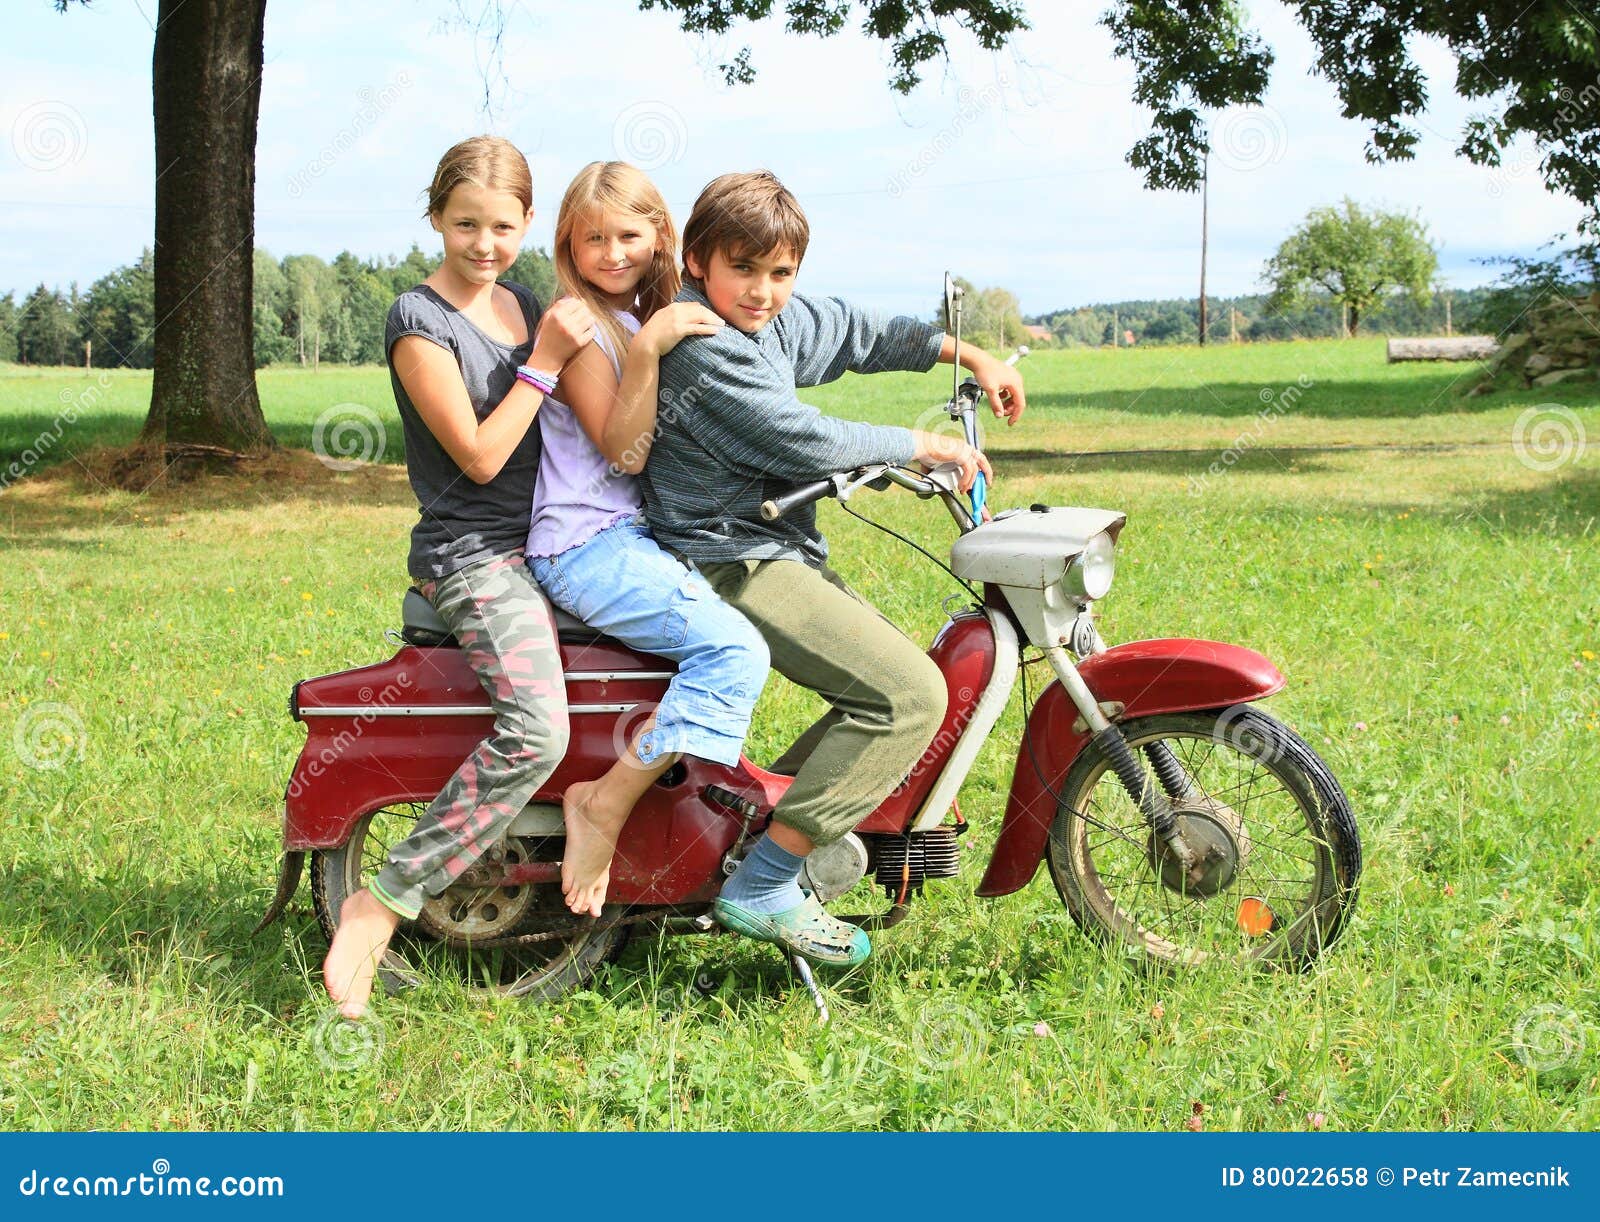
[1042,638,1206,880]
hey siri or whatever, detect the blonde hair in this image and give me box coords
[681,170,808,285]
[553,161,680,360]
[423,135,533,218]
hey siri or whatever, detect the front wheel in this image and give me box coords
[311,804,626,1002]
[1046,707,1360,968]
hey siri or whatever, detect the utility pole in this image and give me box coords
[1198,154,1209,345]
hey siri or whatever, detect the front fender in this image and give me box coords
[976,638,1285,897]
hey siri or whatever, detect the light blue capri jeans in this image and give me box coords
[528,516,769,766]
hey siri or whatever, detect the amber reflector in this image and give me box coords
[1237,897,1275,936]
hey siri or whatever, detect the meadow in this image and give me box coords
[1,336,1596,1131]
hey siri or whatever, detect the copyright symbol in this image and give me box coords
[1376,1167,1394,1186]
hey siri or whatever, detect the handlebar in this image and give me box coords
[758,346,1028,527]
[760,464,970,528]
[759,477,837,522]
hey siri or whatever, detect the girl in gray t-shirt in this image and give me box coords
[321,136,594,1021]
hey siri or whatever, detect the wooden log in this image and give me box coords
[1386,336,1500,362]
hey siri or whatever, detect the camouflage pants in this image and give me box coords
[370,551,569,919]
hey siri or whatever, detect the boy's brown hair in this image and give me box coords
[681,170,810,282]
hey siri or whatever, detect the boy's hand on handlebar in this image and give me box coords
[911,431,993,493]
[636,302,725,358]
[973,352,1026,425]
[530,297,597,370]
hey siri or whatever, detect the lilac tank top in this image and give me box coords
[526,310,644,559]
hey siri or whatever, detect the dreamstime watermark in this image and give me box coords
[10,101,87,172]
[1,373,113,491]
[312,403,388,470]
[1494,686,1593,798]
[1512,1003,1586,1072]
[1485,75,1600,199]
[612,101,688,171]
[1212,704,1288,768]
[1512,404,1587,472]
[12,701,86,771]
[1211,104,1288,173]
[1187,374,1315,496]
[905,685,979,784]
[307,1004,387,1072]
[286,73,412,199]
[284,676,413,801]
[609,700,663,771]
[911,999,989,1071]
[17,1160,284,1199]
[912,403,986,452]
[886,77,1009,198]
[10,978,110,1067]
[581,370,714,501]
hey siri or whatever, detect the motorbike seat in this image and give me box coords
[400,587,608,646]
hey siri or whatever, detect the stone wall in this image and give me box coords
[1472,292,1600,394]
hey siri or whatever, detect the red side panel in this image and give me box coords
[283,642,793,906]
[976,638,1285,897]
[851,612,996,833]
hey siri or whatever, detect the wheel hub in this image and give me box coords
[415,838,540,941]
[1146,798,1252,897]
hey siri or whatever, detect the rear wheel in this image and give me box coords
[311,804,626,1001]
[1046,708,1360,968]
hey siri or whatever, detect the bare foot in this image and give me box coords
[561,778,632,918]
[322,888,402,1019]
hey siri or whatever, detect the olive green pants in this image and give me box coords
[698,558,948,846]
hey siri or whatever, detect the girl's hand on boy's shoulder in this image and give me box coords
[532,297,597,369]
[638,303,725,357]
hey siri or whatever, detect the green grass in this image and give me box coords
[1,339,1597,1131]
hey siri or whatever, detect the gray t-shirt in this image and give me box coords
[385,282,543,579]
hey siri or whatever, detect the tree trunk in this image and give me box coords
[145,0,274,453]
[1386,336,1499,362]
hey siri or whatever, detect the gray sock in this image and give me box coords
[719,833,806,914]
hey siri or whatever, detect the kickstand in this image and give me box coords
[787,952,830,1026]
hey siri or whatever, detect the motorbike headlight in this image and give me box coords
[1062,531,1116,601]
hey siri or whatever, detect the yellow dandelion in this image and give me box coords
[40,650,52,660]
[1583,650,1597,661]
[300,592,313,602]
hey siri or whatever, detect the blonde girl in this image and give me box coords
[526,161,768,919]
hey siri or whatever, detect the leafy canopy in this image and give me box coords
[643,1,1600,228]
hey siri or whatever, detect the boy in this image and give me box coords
[639,170,1025,967]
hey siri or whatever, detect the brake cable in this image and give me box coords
[835,468,979,602]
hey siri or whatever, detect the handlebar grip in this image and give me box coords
[760,478,835,522]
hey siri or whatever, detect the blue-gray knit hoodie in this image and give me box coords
[640,285,943,567]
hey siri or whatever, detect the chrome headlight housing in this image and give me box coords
[1062,530,1116,601]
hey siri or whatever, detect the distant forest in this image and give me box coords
[1026,286,1497,348]
[0,246,556,370]
[1,246,1508,369]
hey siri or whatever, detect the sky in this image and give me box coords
[1,0,1588,318]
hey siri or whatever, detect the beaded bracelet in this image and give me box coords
[515,365,559,395]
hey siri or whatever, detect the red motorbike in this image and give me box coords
[259,278,1361,1006]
